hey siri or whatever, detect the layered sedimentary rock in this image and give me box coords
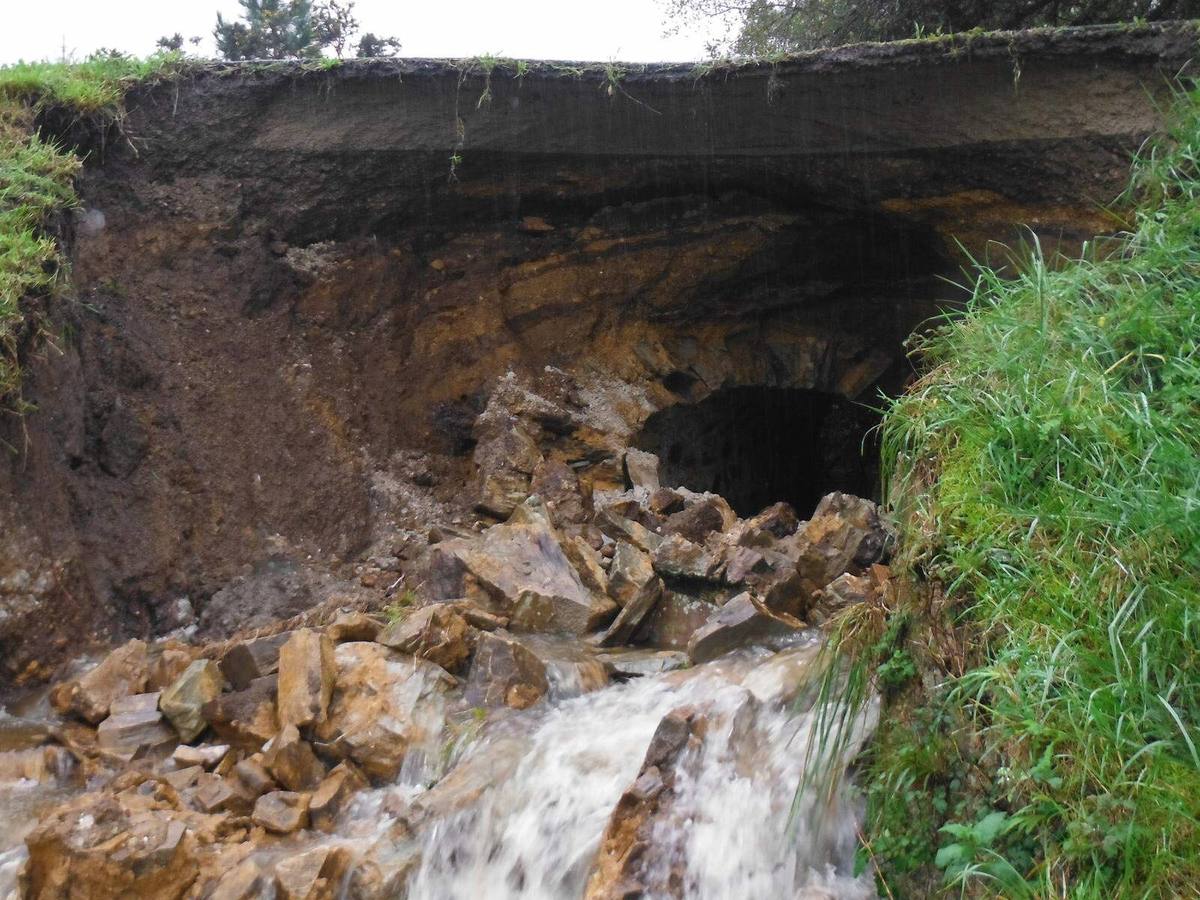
[1,23,1195,681]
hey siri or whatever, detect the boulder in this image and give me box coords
[686,593,806,664]
[584,708,704,900]
[172,743,230,770]
[21,785,235,900]
[635,590,718,651]
[326,611,382,643]
[606,543,656,608]
[191,773,251,815]
[431,519,615,635]
[531,457,593,526]
[622,449,661,490]
[595,544,663,647]
[160,658,224,742]
[314,642,454,781]
[661,499,727,544]
[218,632,290,691]
[560,534,609,596]
[275,845,353,900]
[233,756,276,797]
[723,546,769,584]
[738,501,800,545]
[596,649,690,679]
[147,645,195,692]
[208,859,267,900]
[277,628,336,730]
[596,510,664,554]
[466,631,549,709]
[50,640,150,724]
[96,702,175,760]
[651,534,719,580]
[252,790,310,834]
[472,403,543,518]
[202,675,279,751]
[809,569,889,626]
[376,603,471,673]
[647,487,685,516]
[787,492,893,596]
[263,724,327,791]
[310,761,368,832]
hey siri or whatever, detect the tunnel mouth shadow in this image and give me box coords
[634,386,881,518]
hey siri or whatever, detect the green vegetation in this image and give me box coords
[663,0,1200,55]
[823,82,1200,896]
[0,54,184,409]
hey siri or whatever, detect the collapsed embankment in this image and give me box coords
[1,23,1196,683]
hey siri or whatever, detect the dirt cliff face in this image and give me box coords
[1,23,1194,685]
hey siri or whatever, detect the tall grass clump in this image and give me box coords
[0,53,183,408]
[839,83,1200,896]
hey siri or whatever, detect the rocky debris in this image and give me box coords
[376,603,471,673]
[596,543,664,647]
[661,496,732,544]
[192,772,251,815]
[160,658,224,742]
[560,534,610,596]
[310,761,368,832]
[451,602,509,632]
[218,632,290,691]
[50,640,150,724]
[471,383,550,519]
[252,790,310,834]
[788,492,894,597]
[263,724,327,791]
[651,533,719,580]
[584,707,704,899]
[203,675,279,751]
[173,743,230,769]
[231,756,276,799]
[148,644,196,692]
[21,779,247,899]
[596,648,690,679]
[648,487,685,517]
[96,695,175,759]
[530,457,593,526]
[275,845,353,900]
[622,449,661,490]
[635,590,719,651]
[430,515,616,634]
[687,593,807,664]
[722,545,771,584]
[809,565,891,626]
[208,858,267,900]
[326,610,382,643]
[596,510,663,554]
[314,642,454,781]
[277,628,336,730]
[736,501,801,545]
[466,631,550,709]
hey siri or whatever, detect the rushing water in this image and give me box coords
[342,637,878,899]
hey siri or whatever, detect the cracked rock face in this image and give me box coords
[1,23,1194,681]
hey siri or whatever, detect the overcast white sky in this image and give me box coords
[1,0,723,64]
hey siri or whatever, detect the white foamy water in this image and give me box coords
[400,640,877,899]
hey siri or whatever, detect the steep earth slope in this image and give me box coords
[1,23,1195,684]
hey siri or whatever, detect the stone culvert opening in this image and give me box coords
[635,386,881,518]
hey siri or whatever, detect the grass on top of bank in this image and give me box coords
[840,80,1200,897]
[0,53,184,409]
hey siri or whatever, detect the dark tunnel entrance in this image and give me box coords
[634,386,881,518]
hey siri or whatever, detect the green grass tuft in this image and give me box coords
[856,81,1200,895]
